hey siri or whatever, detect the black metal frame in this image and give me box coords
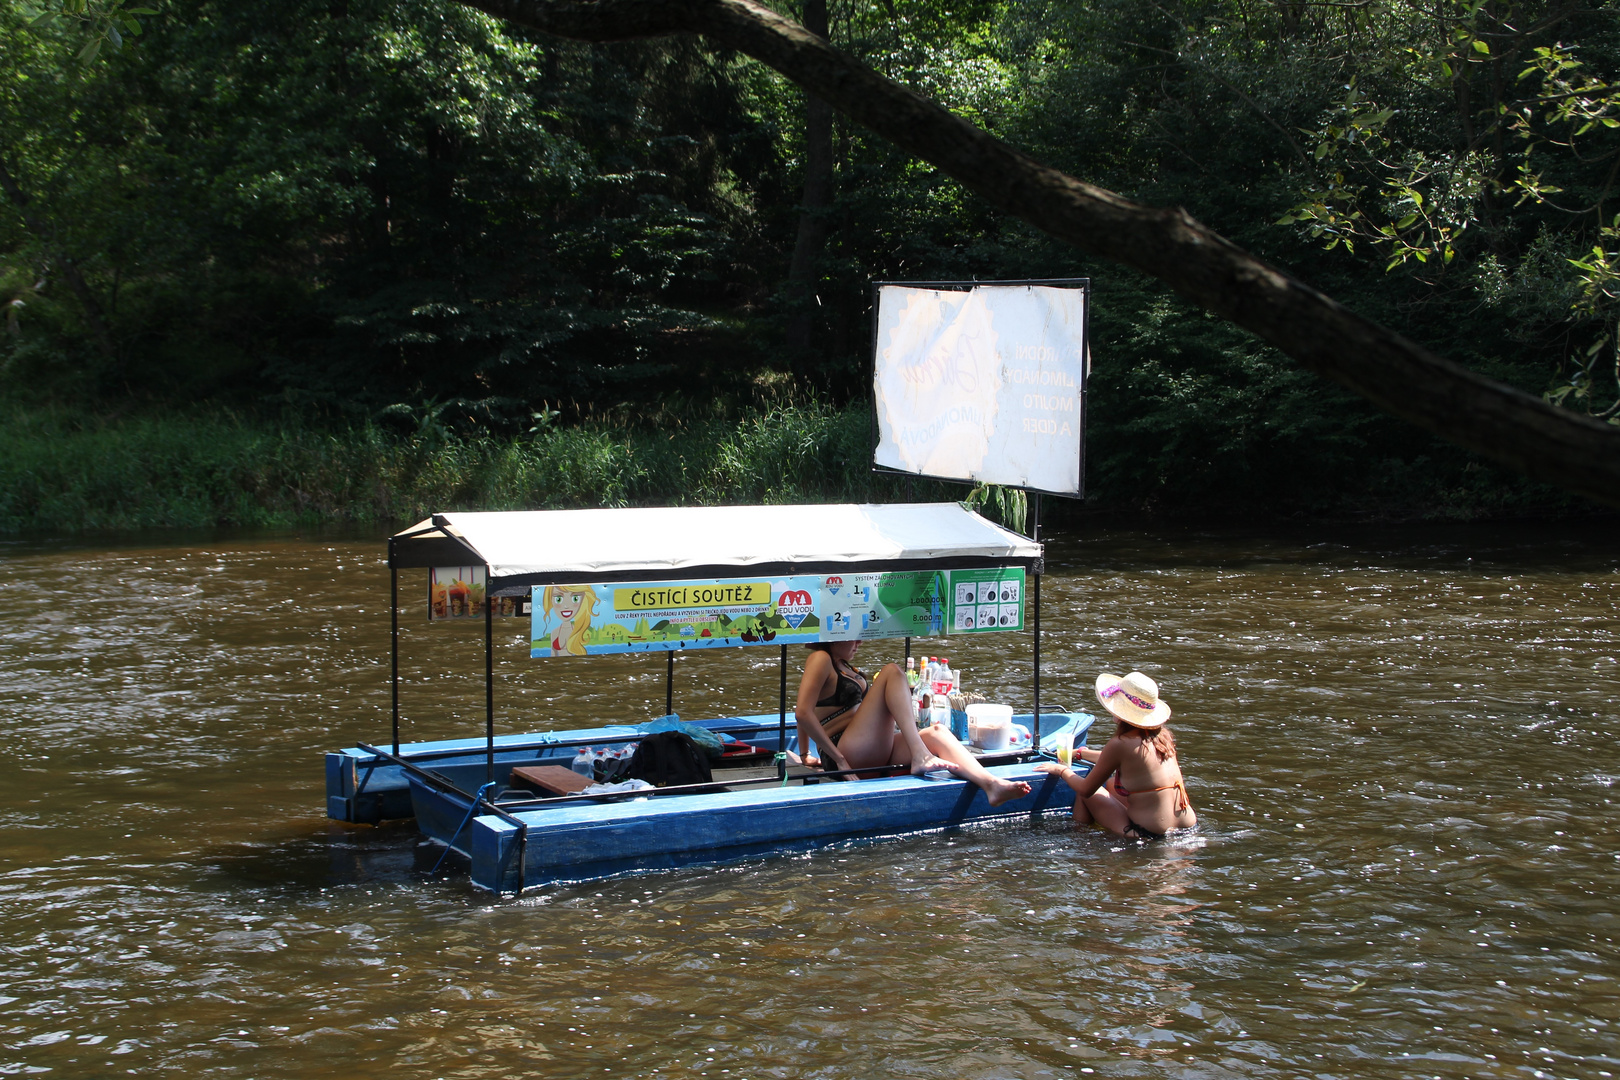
[778,644,788,782]
[390,567,399,756]
[1031,493,1042,739]
[381,501,1054,837]
[485,581,494,783]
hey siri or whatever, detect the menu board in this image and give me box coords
[530,568,1026,657]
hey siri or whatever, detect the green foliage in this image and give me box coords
[0,400,956,532]
[3,0,1614,524]
[3,0,783,412]
[25,0,156,65]
[1252,2,1620,419]
[963,483,1026,534]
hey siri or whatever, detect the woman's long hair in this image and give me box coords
[1117,719,1176,761]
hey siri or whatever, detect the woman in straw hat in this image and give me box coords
[1035,670,1196,840]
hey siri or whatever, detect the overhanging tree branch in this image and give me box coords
[460,0,1620,507]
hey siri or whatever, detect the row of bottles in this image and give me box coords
[907,654,972,739]
[570,744,638,783]
[905,654,960,701]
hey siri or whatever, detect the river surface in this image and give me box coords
[0,522,1616,1079]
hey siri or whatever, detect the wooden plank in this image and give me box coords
[510,765,592,796]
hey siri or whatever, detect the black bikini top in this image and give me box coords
[816,659,866,712]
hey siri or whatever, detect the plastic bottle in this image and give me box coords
[570,748,594,779]
[591,746,609,782]
[905,656,918,690]
[950,667,961,693]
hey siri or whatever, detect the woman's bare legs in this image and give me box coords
[835,664,946,775]
[917,723,1032,807]
[820,663,1032,807]
[1033,761,1134,835]
[1074,788,1133,835]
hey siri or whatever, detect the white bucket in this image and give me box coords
[965,703,1014,750]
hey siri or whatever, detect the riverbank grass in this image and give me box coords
[0,403,916,533]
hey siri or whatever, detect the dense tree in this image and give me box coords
[4,0,787,418]
[456,0,1620,506]
[5,0,1619,512]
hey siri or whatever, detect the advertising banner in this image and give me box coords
[429,566,529,619]
[873,283,1086,494]
[530,568,1025,657]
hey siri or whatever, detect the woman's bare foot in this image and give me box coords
[985,775,1033,807]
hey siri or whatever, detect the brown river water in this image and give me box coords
[0,522,1616,1079]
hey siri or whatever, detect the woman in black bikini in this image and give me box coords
[795,640,1032,808]
[1035,670,1196,840]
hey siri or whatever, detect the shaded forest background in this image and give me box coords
[4,0,1619,530]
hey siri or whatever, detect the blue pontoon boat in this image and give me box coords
[324,502,1091,892]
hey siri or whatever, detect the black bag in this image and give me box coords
[626,731,713,788]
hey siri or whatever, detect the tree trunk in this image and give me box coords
[784,0,833,357]
[0,151,117,363]
[457,0,1620,508]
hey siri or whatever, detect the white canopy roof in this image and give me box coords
[391,503,1040,585]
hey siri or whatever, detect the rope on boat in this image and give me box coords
[774,752,788,786]
[431,781,496,876]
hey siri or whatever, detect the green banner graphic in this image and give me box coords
[530,568,1025,657]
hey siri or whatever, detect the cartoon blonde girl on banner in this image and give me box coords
[540,585,600,656]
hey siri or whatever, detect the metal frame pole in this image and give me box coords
[1031,493,1042,746]
[777,645,788,782]
[391,565,400,756]
[666,652,674,716]
[485,568,495,785]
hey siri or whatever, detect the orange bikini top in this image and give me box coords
[1114,777,1190,814]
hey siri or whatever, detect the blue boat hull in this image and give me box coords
[399,712,1094,891]
[454,763,1079,891]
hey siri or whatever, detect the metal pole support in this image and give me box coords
[777,644,788,782]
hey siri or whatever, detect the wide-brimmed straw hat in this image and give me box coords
[1095,671,1171,729]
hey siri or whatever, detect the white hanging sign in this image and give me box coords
[872,282,1087,495]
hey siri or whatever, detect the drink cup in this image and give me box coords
[1055,730,1074,767]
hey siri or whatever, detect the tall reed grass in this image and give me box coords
[0,402,947,532]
